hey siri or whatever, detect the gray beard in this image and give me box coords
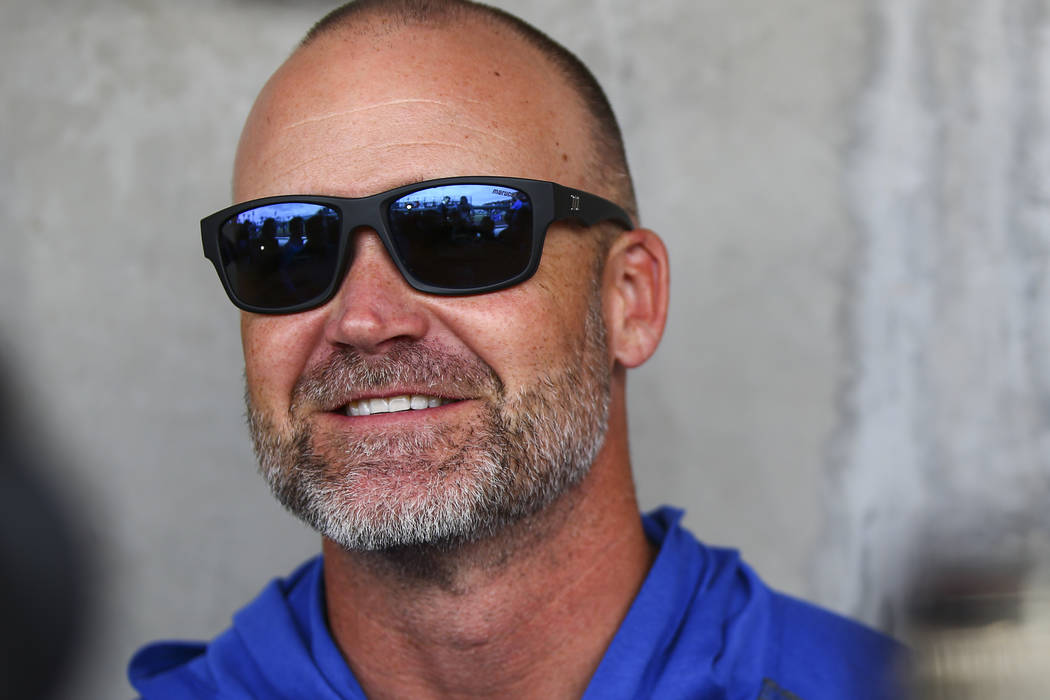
[246,297,611,552]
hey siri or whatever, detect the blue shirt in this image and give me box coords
[129,508,903,698]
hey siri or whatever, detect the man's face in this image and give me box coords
[236,22,615,550]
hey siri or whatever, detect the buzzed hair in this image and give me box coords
[301,0,639,224]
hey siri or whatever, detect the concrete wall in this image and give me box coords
[3,0,1048,696]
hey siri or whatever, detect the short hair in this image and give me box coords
[300,0,639,224]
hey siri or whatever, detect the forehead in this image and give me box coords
[233,20,595,202]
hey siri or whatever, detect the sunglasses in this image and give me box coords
[201,176,633,314]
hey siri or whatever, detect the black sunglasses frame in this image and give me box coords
[201,176,633,314]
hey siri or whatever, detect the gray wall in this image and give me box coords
[4,0,1049,697]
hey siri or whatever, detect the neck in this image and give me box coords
[321,424,653,699]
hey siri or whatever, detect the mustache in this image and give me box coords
[289,341,505,411]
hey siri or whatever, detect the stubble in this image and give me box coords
[246,293,611,555]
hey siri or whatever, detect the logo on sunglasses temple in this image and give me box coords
[569,194,581,212]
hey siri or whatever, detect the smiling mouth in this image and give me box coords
[345,394,455,417]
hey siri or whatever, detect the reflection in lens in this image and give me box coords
[388,184,532,290]
[219,203,340,308]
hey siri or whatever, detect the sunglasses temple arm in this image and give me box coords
[552,184,634,230]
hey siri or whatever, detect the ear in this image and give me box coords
[601,229,670,368]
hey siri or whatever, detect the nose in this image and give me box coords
[323,229,429,353]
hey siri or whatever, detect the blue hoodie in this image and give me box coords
[129,509,903,699]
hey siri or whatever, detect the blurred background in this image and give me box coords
[3,0,1050,696]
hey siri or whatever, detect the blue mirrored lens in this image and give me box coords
[219,203,340,308]
[387,184,533,289]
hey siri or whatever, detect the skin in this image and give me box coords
[235,17,670,700]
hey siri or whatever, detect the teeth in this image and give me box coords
[387,396,410,412]
[345,394,451,416]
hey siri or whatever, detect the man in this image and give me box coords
[130,1,902,697]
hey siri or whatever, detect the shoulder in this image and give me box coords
[759,591,906,699]
[127,557,334,699]
[630,508,906,699]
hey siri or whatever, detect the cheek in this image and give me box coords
[435,249,597,390]
[241,313,324,413]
